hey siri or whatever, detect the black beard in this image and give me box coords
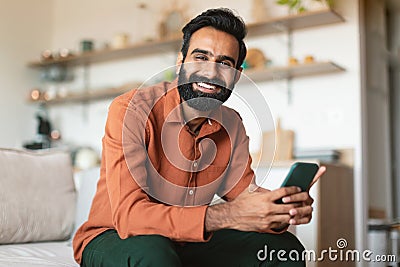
[177,65,234,111]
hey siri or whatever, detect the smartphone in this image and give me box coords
[275,162,319,204]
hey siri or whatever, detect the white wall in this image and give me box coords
[0,0,53,148]
[237,0,361,151]
[44,0,361,155]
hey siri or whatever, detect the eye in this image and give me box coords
[195,55,208,61]
[218,61,232,68]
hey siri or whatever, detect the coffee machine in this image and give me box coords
[23,113,52,150]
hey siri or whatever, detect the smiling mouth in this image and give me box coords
[193,82,220,94]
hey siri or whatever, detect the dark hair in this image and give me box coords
[181,8,247,69]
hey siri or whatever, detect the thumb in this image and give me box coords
[308,166,327,190]
[248,183,270,193]
[248,183,259,193]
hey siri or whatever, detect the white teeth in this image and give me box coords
[197,82,216,90]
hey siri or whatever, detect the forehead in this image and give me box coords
[187,26,239,61]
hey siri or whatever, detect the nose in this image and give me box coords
[200,61,219,79]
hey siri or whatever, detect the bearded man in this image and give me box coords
[73,8,325,267]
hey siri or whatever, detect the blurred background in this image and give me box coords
[0,0,399,266]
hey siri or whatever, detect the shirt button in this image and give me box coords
[193,161,198,168]
[189,189,194,195]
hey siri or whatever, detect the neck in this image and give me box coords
[181,101,212,133]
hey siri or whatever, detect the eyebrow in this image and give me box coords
[191,48,236,66]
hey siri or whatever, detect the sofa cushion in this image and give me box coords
[72,167,100,236]
[0,241,78,267]
[0,148,76,244]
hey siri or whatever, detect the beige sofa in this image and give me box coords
[0,148,99,267]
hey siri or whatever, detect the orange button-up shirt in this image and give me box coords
[73,80,254,264]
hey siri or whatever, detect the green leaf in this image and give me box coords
[276,0,289,5]
[290,0,299,9]
[298,6,307,12]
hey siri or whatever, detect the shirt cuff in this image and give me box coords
[178,205,211,242]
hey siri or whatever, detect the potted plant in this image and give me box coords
[276,0,334,13]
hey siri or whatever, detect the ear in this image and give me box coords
[233,66,242,84]
[176,52,184,74]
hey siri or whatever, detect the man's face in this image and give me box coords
[177,27,241,111]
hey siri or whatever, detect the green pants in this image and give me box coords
[81,229,305,267]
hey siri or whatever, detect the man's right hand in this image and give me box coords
[205,185,302,233]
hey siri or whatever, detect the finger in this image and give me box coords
[291,205,313,218]
[308,166,327,190]
[270,186,301,202]
[267,214,292,224]
[259,215,292,231]
[272,203,300,214]
[289,216,312,225]
[304,196,314,206]
[281,192,309,204]
[269,222,290,232]
[268,222,289,231]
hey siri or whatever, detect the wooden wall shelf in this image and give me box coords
[247,8,344,37]
[31,62,344,105]
[242,61,345,83]
[27,8,346,105]
[28,38,181,68]
[30,84,138,105]
[27,9,344,68]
